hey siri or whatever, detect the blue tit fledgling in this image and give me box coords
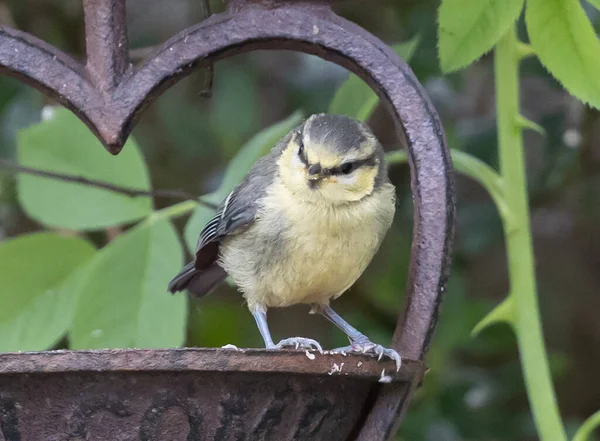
[168,113,400,368]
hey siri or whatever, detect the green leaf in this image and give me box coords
[526,0,600,109]
[17,107,153,230]
[329,37,420,121]
[70,218,187,349]
[587,0,600,11]
[183,111,304,253]
[438,0,525,72]
[0,233,95,352]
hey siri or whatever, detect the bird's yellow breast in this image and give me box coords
[219,177,395,312]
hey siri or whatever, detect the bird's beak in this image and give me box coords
[306,163,324,189]
[307,163,322,181]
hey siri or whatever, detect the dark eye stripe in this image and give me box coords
[329,153,377,175]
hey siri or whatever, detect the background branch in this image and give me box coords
[0,159,218,210]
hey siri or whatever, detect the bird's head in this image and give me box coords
[278,114,387,204]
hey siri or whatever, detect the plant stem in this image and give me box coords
[386,150,513,228]
[573,410,600,441]
[495,27,567,441]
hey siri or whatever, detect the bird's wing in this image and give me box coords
[193,132,290,269]
[192,186,257,269]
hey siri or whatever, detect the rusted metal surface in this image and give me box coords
[83,0,130,95]
[0,348,421,380]
[0,349,423,441]
[0,0,455,439]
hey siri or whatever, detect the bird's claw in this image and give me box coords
[270,337,323,353]
[331,342,401,371]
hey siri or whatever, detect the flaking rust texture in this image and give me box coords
[0,349,423,441]
[1,371,370,440]
[0,0,455,439]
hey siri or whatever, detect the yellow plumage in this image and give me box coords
[169,113,401,367]
[220,170,395,311]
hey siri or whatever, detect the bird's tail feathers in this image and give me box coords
[167,262,197,293]
[167,261,227,298]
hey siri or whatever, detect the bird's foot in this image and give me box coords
[270,337,323,353]
[332,340,401,371]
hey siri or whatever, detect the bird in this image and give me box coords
[168,113,400,369]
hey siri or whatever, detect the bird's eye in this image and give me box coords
[339,162,355,175]
[298,139,304,157]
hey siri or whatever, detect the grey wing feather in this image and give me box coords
[168,130,293,296]
[194,131,291,256]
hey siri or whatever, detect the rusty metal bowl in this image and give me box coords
[0,349,423,441]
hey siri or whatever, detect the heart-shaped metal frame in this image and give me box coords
[0,0,455,439]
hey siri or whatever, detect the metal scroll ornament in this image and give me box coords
[0,0,455,440]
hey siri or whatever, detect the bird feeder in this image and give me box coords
[0,0,455,439]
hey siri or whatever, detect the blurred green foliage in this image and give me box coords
[0,232,95,352]
[438,0,600,439]
[0,0,599,440]
[438,0,525,72]
[17,110,153,229]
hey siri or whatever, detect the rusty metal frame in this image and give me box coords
[0,348,423,380]
[0,0,455,439]
[0,349,424,441]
